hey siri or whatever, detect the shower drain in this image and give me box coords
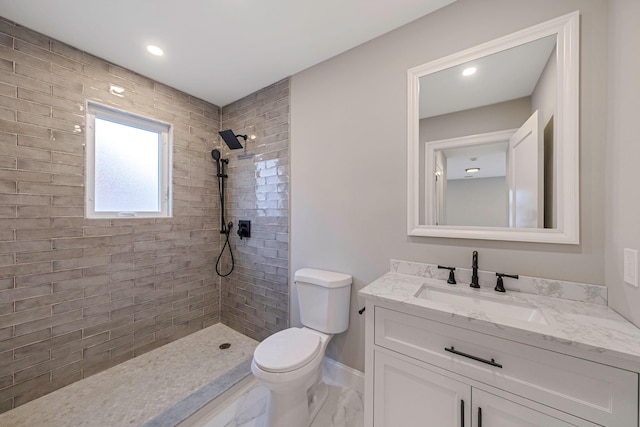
[219,343,231,350]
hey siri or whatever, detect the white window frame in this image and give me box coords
[85,102,172,219]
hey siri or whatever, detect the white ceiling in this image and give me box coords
[443,141,508,180]
[0,0,456,107]
[420,34,557,118]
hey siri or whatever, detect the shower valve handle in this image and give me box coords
[237,220,251,240]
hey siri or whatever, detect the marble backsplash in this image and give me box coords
[390,259,608,306]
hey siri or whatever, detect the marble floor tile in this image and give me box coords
[195,378,364,427]
[311,383,364,427]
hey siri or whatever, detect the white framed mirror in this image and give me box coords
[407,11,579,244]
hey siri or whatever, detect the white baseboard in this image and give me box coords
[322,357,364,394]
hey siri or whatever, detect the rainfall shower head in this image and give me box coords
[218,129,247,150]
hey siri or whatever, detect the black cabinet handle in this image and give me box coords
[478,407,482,427]
[461,400,464,427]
[445,346,503,368]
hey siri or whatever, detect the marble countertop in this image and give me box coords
[360,270,640,367]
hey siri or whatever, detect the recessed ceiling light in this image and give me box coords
[109,84,125,96]
[465,167,480,173]
[462,67,477,76]
[147,45,164,56]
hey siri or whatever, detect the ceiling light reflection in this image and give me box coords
[462,67,476,76]
[147,45,164,56]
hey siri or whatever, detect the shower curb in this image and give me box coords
[142,358,253,427]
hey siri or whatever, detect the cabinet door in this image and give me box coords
[472,388,596,427]
[374,350,471,427]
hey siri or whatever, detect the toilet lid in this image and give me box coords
[254,328,321,373]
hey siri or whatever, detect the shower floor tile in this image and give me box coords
[0,324,258,427]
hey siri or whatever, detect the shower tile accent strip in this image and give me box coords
[390,259,608,305]
[0,18,225,412]
[142,359,253,427]
[219,79,290,342]
[0,324,258,427]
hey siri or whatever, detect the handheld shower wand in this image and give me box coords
[211,150,223,227]
[211,149,234,277]
[211,149,229,233]
[212,149,222,177]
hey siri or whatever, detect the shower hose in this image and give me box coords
[215,224,235,277]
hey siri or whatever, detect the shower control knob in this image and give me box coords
[237,220,251,240]
[495,272,518,293]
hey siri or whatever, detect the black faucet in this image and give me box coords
[470,250,480,288]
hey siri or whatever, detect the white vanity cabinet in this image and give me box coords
[365,304,638,427]
[374,349,590,426]
[471,388,585,427]
[373,350,471,426]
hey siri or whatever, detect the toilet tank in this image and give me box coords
[295,268,352,334]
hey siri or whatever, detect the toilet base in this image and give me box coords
[252,328,334,427]
[308,380,329,423]
[263,379,329,427]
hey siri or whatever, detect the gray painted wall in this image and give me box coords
[420,97,532,142]
[606,0,640,326]
[531,47,557,131]
[290,0,607,371]
[446,177,508,227]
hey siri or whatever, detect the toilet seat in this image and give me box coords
[254,328,321,373]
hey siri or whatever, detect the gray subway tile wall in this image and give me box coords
[0,18,225,412]
[220,80,290,341]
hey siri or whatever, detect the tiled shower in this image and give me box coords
[219,80,290,342]
[0,18,289,412]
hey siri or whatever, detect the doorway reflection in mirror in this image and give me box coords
[419,36,557,229]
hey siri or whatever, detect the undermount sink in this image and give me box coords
[414,284,548,325]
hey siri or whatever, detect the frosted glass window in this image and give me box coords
[86,103,172,218]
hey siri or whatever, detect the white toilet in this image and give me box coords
[251,268,352,427]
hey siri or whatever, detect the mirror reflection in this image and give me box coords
[408,12,579,243]
[420,35,557,229]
